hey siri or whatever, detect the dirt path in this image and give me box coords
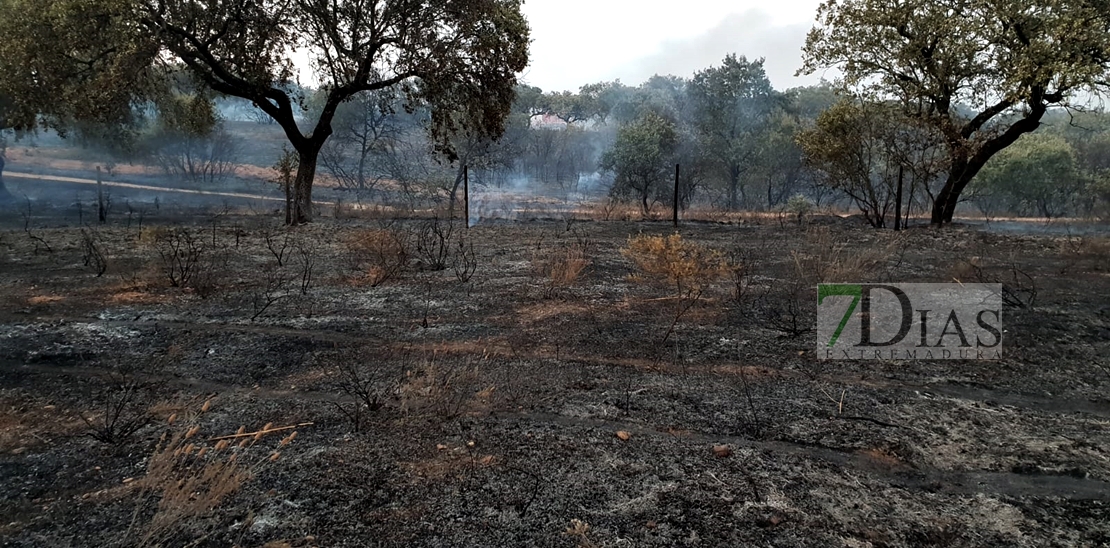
[4,170,286,203]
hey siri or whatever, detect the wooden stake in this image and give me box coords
[96,166,106,224]
[894,164,904,231]
[673,163,680,228]
[463,164,469,228]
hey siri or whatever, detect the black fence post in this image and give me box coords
[673,163,680,228]
[894,164,904,231]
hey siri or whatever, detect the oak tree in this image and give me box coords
[600,111,677,217]
[800,0,1110,224]
[689,55,782,210]
[0,0,530,223]
[0,0,165,200]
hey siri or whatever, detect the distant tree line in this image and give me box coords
[310,43,1110,223]
[2,0,1109,226]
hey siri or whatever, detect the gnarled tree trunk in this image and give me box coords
[931,100,1048,225]
[0,155,11,203]
[931,172,973,224]
[290,148,319,225]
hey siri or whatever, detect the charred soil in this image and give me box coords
[0,209,1108,547]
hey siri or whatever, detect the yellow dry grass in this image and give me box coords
[26,295,64,306]
[622,233,728,292]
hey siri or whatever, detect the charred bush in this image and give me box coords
[80,376,152,446]
[533,240,590,299]
[952,258,1037,309]
[414,215,456,271]
[190,245,231,299]
[249,266,293,321]
[80,227,109,277]
[452,236,478,283]
[329,348,409,432]
[262,224,294,267]
[154,229,204,288]
[753,265,814,338]
[294,238,317,295]
[346,222,410,286]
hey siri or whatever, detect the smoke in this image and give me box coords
[618,10,828,90]
[466,172,608,227]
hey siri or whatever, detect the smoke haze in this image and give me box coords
[620,11,824,90]
[521,1,828,93]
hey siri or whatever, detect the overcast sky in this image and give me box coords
[520,0,831,93]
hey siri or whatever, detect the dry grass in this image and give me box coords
[949,256,985,283]
[107,290,167,305]
[622,233,727,293]
[127,401,298,547]
[0,398,85,453]
[532,240,591,299]
[564,519,598,548]
[1057,234,1110,273]
[576,198,645,222]
[516,301,589,324]
[793,226,900,284]
[345,226,410,286]
[138,226,172,247]
[398,355,494,420]
[26,294,65,306]
[402,442,499,482]
[751,226,902,338]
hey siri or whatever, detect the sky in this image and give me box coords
[519,0,832,93]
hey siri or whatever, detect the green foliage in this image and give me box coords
[1088,172,1110,221]
[0,0,163,134]
[0,0,531,224]
[756,111,810,209]
[800,0,1110,223]
[689,55,783,210]
[541,90,598,125]
[801,0,1110,111]
[158,95,220,139]
[972,133,1085,219]
[798,96,945,227]
[600,112,677,216]
[797,99,897,227]
[788,83,840,121]
[785,193,815,224]
[578,81,639,125]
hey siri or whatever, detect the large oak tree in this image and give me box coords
[800,0,1110,224]
[689,55,782,211]
[0,0,166,201]
[600,111,677,217]
[0,0,529,223]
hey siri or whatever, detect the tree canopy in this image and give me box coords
[0,0,530,223]
[689,55,783,210]
[971,133,1085,219]
[0,0,167,138]
[600,111,677,216]
[800,0,1110,224]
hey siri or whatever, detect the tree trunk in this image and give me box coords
[931,168,975,225]
[931,101,1048,225]
[448,163,466,219]
[728,165,741,211]
[0,155,11,203]
[894,165,903,231]
[290,148,319,225]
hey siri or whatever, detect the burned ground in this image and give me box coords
[0,206,1108,547]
